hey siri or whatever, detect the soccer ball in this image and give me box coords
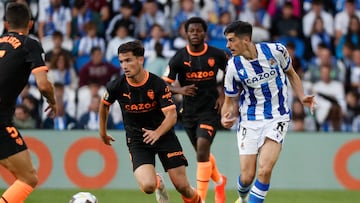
[69,192,98,203]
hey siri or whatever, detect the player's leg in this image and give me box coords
[133,164,158,194]
[0,150,37,203]
[167,166,201,203]
[247,120,288,203]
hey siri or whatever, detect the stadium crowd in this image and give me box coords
[4,0,360,132]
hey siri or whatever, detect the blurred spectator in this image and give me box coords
[70,0,103,39]
[105,1,137,41]
[48,52,79,90]
[13,104,37,129]
[21,95,42,128]
[78,95,114,130]
[271,2,302,40]
[143,24,176,60]
[302,0,334,39]
[77,21,105,56]
[200,0,236,24]
[37,0,72,41]
[86,0,110,23]
[105,23,135,62]
[144,42,169,77]
[44,30,73,65]
[238,0,271,42]
[334,0,360,45]
[111,0,143,17]
[338,41,355,93]
[207,11,232,52]
[335,15,360,59]
[78,47,120,87]
[312,64,346,131]
[344,90,360,131]
[43,100,77,129]
[309,16,333,56]
[172,21,187,50]
[350,48,360,93]
[267,0,301,18]
[305,43,344,83]
[172,0,200,36]
[138,0,170,39]
[334,0,360,13]
[76,80,105,119]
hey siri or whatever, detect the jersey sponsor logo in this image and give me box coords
[186,70,215,80]
[124,101,157,112]
[208,58,215,67]
[167,151,184,158]
[123,92,131,99]
[0,36,21,49]
[147,89,154,100]
[245,69,277,85]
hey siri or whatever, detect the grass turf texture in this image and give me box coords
[1,189,359,203]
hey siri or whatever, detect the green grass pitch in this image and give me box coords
[1,189,359,203]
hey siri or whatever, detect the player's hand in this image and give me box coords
[221,112,237,129]
[179,84,198,96]
[44,103,57,118]
[301,95,316,115]
[142,128,161,145]
[100,134,116,146]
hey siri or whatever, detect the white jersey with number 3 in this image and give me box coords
[224,42,291,122]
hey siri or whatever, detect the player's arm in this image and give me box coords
[99,98,115,145]
[220,95,239,129]
[33,69,56,117]
[143,105,177,145]
[286,65,315,114]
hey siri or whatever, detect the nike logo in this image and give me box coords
[123,92,131,99]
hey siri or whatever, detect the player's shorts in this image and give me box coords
[236,118,289,155]
[127,132,188,172]
[182,112,219,145]
[0,123,28,159]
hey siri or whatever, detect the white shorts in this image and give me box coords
[236,118,289,155]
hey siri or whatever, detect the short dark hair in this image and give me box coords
[118,40,145,57]
[5,2,32,29]
[224,20,252,39]
[184,17,208,32]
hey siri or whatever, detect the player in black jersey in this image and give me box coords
[0,3,56,203]
[162,17,228,203]
[99,40,201,203]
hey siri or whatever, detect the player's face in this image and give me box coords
[186,23,206,46]
[225,33,247,56]
[118,52,144,78]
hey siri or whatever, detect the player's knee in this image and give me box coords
[22,170,38,188]
[257,167,273,180]
[174,183,192,197]
[240,174,255,186]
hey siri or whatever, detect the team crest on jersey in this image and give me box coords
[269,58,277,68]
[208,58,215,67]
[147,89,155,100]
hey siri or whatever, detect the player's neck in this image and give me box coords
[7,29,29,35]
[129,69,147,84]
[242,43,257,60]
[188,43,205,52]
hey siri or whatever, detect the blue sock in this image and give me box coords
[248,179,270,203]
[237,175,251,199]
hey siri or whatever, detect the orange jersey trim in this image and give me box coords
[101,99,111,106]
[200,124,214,131]
[126,70,149,87]
[186,44,208,56]
[31,66,48,73]
[162,76,175,84]
[162,104,176,112]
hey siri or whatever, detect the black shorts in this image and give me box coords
[0,124,28,159]
[127,132,188,172]
[182,112,220,146]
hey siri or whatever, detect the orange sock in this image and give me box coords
[182,189,201,203]
[210,154,222,183]
[0,180,33,203]
[197,161,212,201]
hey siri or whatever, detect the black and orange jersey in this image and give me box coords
[0,32,47,121]
[102,71,176,141]
[163,44,227,116]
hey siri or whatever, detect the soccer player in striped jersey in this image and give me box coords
[221,21,315,203]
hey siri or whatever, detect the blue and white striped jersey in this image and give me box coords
[224,42,292,121]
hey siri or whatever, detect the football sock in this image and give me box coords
[0,180,33,203]
[237,175,251,199]
[196,161,212,201]
[156,175,161,189]
[182,188,201,203]
[209,154,222,184]
[248,179,269,203]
